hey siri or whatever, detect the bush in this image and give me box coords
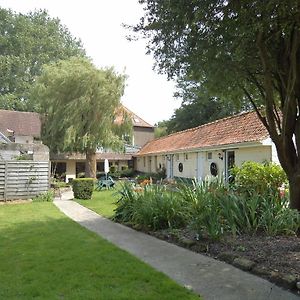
[232,162,287,194]
[120,168,135,178]
[114,182,189,230]
[110,165,117,173]
[179,179,226,239]
[77,172,85,178]
[114,176,299,240]
[136,172,165,183]
[51,178,70,189]
[179,179,299,239]
[33,190,54,202]
[72,178,94,199]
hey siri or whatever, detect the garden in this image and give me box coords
[76,162,300,293]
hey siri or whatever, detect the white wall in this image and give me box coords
[172,152,197,179]
[15,135,34,144]
[203,150,225,178]
[235,146,271,166]
[135,144,275,180]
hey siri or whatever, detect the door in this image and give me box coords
[196,152,205,182]
[225,150,235,181]
[166,155,174,178]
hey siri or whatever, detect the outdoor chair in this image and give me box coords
[96,176,115,190]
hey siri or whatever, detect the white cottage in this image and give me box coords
[135,111,279,181]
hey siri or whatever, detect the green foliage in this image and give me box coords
[120,168,135,178]
[110,165,117,173]
[178,180,226,240]
[72,178,94,200]
[31,57,130,154]
[134,1,300,210]
[232,162,287,194]
[14,154,31,160]
[154,121,168,138]
[0,8,85,111]
[114,179,299,240]
[31,57,132,178]
[136,171,166,183]
[165,82,247,134]
[109,167,135,179]
[51,179,70,189]
[32,190,54,202]
[179,181,299,239]
[114,182,189,230]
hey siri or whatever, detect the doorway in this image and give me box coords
[225,150,235,181]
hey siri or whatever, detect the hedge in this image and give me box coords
[72,178,94,199]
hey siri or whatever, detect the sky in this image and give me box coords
[0,0,181,125]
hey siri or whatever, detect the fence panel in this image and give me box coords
[0,161,50,200]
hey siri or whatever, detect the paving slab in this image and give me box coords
[54,193,299,300]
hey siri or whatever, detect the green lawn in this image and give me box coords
[77,186,119,218]
[0,202,199,299]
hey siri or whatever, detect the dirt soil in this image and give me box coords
[149,228,300,294]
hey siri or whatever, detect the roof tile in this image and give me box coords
[137,111,269,155]
[0,109,41,138]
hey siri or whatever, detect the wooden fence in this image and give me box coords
[0,161,50,201]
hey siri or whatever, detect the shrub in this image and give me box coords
[178,179,300,239]
[114,182,189,230]
[72,178,94,199]
[33,190,54,202]
[232,162,287,194]
[120,168,135,178]
[136,172,165,183]
[77,172,85,178]
[110,165,117,173]
[51,178,70,189]
[258,191,300,235]
[179,180,226,239]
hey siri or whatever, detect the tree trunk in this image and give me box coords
[85,149,97,178]
[288,175,300,211]
[274,142,300,211]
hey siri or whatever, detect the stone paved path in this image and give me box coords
[54,191,299,300]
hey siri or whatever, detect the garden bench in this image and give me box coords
[96,176,115,190]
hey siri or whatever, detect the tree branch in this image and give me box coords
[241,85,269,130]
[256,30,280,143]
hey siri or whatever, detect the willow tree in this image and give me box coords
[31,57,131,178]
[133,1,300,210]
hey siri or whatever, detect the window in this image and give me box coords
[185,153,188,160]
[143,157,146,167]
[178,162,183,173]
[207,152,212,159]
[176,154,180,161]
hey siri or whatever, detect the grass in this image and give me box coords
[0,202,200,299]
[77,186,119,218]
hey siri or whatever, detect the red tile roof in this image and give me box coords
[0,109,41,138]
[115,105,154,128]
[137,111,269,156]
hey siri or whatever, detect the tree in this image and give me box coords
[30,57,131,178]
[134,1,300,210]
[154,120,168,137]
[0,8,85,111]
[166,80,245,133]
